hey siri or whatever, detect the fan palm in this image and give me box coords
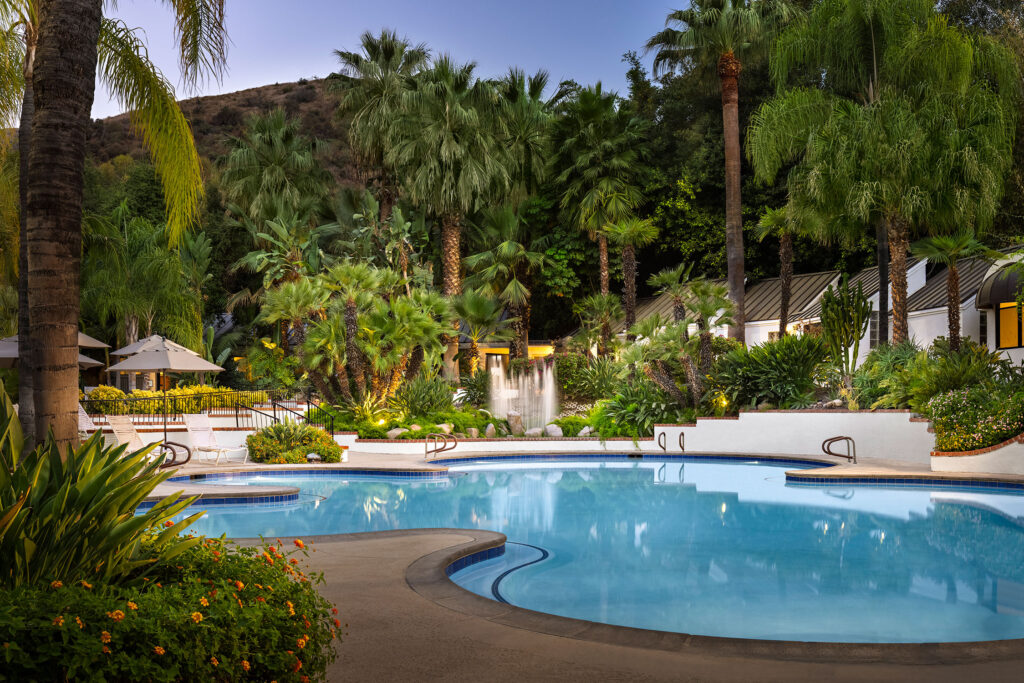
[330,29,429,221]
[685,279,735,396]
[550,83,646,296]
[646,0,800,343]
[575,293,623,357]
[452,289,516,376]
[648,263,695,323]
[322,262,383,397]
[911,232,999,351]
[605,217,659,338]
[755,206,800,338]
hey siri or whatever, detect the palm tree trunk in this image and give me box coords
[469,340,480,376]
[344,297,365,397]
[698,330,714,379]
[16,42,35,443]
[947,264,961,351]
[875,218,890,346]
[597,233,610,295]
[719,50,745,344]
[887,218,910,344]
[623,244,637,340]
[644,361,688,409]
[125,315,139,345]
[26,0,104,447]
[405,345,424,381]
[441,213,462,379]
[508,302,527,360]
[778,231,793,339]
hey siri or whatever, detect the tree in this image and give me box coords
[756,206,798,338]
[911,232,999,351]
[322,262,381,398]
[330,29,429,222]
[648,263,695,323]
[647,0,800,343]
[9,0,225,444]
[683,279,734,398]
[575,293,622,357]
[463,206,547,359]
[495,68,567,200]
[550,84,646,296]
[605,217,659,338]
[452,289,516,375]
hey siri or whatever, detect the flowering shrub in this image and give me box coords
[0,537,339,682]
[247,422,345,464]
[929,387,1024,452]
[84,385,268,415]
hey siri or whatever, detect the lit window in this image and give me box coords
[997,303,1021,349]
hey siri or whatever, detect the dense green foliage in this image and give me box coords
[246,422,345,464]
[711,334,826,409]
[930,387,1024,452]
[389,375,454,418]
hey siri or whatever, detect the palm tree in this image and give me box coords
[605,217,659,338]
[322,262,382,397]
[550,84,646,296]
[575,293,623,357]
[463,206,546,359]
[11,0,226,444]
[221,108,332,221]
[756,206,798,339]
[330,29,429,222]
[648,263,695,323]
[258,277,330,347]
[452,289,516,375]
[646,0,799,343]
[684,279,734,398]
[495,68,568,200]
[911,232,999,351]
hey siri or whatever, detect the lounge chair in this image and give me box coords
[106,414,190,468]
[78,403,98,438]
[183,413,248,464]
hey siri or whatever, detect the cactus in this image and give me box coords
[820,276,873,389]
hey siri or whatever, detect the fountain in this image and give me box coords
[487,355,558,430]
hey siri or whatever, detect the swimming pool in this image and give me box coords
[171,458,1024,643]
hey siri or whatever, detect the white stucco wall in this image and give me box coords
[931,440,1024,475]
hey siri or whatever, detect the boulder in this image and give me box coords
[507,411,525,436]
[438,423,453,434]
[544,424,563,438]
[409,423,422,431]
[386,427,408,440]
[466,427,480,438]
[578,426,592,437]
[524,427,544,438]
[485,423,497,438]
[825,399,844,409]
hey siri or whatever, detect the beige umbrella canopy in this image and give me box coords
[0,339,103,369]
[1,332,109,349]
[110,334,192,357]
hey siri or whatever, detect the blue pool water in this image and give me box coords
[172,458,1024,643]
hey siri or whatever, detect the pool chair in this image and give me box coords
[106,414,191,468]
[183,413,248,464]
[78,403,98,439]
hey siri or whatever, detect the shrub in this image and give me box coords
[576,357,623,401]
[711,334,825,409]
[390,374,453,417]
[552,415,587,437]
[0,537,338,682]
[85,384,128,414]
[589,381,690,439]
[852,341,920,408]
[929,387,1024,452]
[458,372,489,408]
[246,421,345,464]
[552,353,590,399]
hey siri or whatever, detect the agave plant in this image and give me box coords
[0,390,202,588]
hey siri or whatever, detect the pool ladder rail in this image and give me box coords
[656,431,685,452]
[822,436,857,463]
[425,433,457,459]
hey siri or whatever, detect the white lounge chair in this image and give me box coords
[78,403,98,437]
[106,414,190,467]
[183,413,247,464]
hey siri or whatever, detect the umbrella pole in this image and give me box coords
[162,371,168,445]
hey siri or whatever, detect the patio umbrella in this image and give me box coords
[0,339,104,369]
[106,337,224,444]
[110,334,192,357]
[1,332,110,349]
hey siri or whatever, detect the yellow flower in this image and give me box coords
[293,539,305,549]
[126,602,138,611]
[286,600,296,616]
[200,597,209,607]
[210,656,219,667]
[50,581,63,589]
[106,610,125,622]
[234,580,245,591]
[100,631,112,644]
[52,616,64,627]
[81,581,92,589]
[154,646,165,656]
[191,612,203,624]
[262,340,277,349]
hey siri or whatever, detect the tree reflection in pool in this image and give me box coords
[174,459,1024,643]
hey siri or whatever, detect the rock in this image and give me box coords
[497,424,509,436]
[386,427,408,440]
[578,426,592,437]
[466,427,480,438]
[545,424,563,438]
[454,432,467,439]
[507,411,525,436]
[306,453,322,463]
[409,423,422,431]
[438,423,453,434]
[524,427,544,438]
[485,423,497,438]
[825,399,844,409]
[757,402,775,411]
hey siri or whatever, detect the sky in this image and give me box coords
[93,0,676,118]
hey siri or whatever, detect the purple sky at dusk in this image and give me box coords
[94,0,677,118]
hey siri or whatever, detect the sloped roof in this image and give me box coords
[743,270,839,323]
[610,279,728,335]
[907,257,993,312]
[798,259,922,320]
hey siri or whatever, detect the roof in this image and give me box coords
[908,257,994,312]
[610,279,728,335]
[742,271,838,323]
[798,259,922,320]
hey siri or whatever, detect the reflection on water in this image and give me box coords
[176,460,1024,642]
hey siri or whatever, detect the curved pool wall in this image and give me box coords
[169,456,1024,644]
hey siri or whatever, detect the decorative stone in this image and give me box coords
[578,426,592,437]
[825,399,844,409]
[507,411,525,436]
[386,427,408,440]
[466,427,480,438]
[438,423,453,434]
[524,427,544,438]
[409,423,422,431]
[485,423,497,438]
[544,424,563,438]
[454,432,467,439]
[306,453,322,463]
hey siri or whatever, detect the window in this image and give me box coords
[869,312,879,349]
[996,302,1024,349]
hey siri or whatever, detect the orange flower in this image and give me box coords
[286,600,295,616]
[102,645,111,654]
[268,546,276,553]
[293,539,305,549]
[210,656,219,667]
[100,631,112,644]
[81,581,93,589]
[301,676,309,683]
[332,608,338,615]
[290,558,299,565]
[234,580,244,591]
[52,616,64,627]
[334,618,341,628]
[75,617,84,629]
[164,520,174,528]
[297,636,307,649]
[211,550,220,558]
[200,597,209,607]
[107,610,125,622]
[304,618,311,629]
[191,612,203,623]
[256,597,266,603]
[293,658,303,672]
[126,602,138,611]
[50,580,63,589]
[154,646,165,656]
[241,660,251,672]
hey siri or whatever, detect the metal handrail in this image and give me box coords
[158,441,192,469]
[822,435,857,463]
[679,432,685,452]
[657,432,667,452]
[425,433,457,459]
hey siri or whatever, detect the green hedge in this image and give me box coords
[246,423,345,464]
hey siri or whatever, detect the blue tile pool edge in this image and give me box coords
[445,542,506,576]
[138,492,300,509]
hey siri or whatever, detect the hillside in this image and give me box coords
[84,78,360,185]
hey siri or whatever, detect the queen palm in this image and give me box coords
[14,0,225,444]
[550,84,646,296]
[756,206,799,339]
[452,289,516,375]
[646,0,799,343]
[330,29,429,222]
[911,232,999,352]
[605,217,659,338]
[648,263,695,323]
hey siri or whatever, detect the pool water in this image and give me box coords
[172,458,1024,643]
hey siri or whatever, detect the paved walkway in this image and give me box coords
[296,529,1022,682]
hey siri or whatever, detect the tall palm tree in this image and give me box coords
[550,84,646,296]
[647,0,799,343]
[605,216,659,338]
[463,206,546,359]
[330,29,429,222]
[756,206,799,339]
[452,289,516,375]
[10,0,225,444]
[648,263,695,323]
[911,232,999,351]
[322,262,382,397]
